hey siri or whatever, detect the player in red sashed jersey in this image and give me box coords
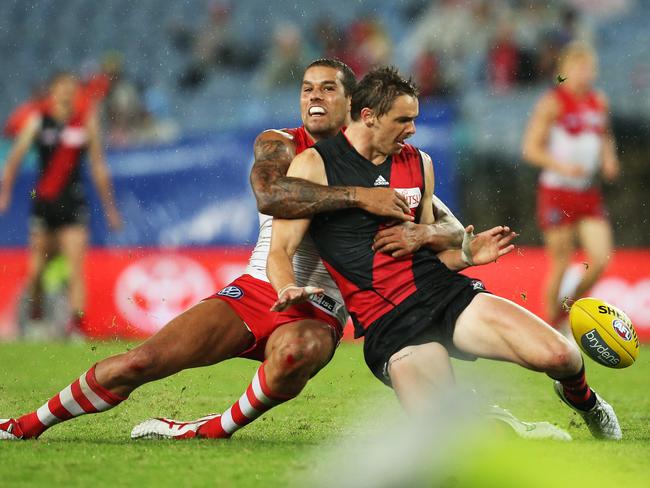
[0,72,123,335]
[268,66,621,440]
[522,41,620,328]
[0,59,439,442]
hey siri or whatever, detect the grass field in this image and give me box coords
[1,341,648,487]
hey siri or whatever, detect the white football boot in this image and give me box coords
[0,418,23,440]
[553,381,622,440]
[131,413,221,440]
[487,405,572,441]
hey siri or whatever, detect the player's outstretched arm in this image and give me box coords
[372,152,463,258]
[431,194,464,248]
[267,217,320,312]
[267,150,325,311]
[250,130,412,221]
[87,109,122,230]
[0,114,40,213]
[437,225,517,271]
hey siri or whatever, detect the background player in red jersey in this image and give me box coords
[1,59,456,442]
[0,72,122,335]
[268,66,621,439]
[522,42,620,328]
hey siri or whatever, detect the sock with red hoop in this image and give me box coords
[16,364,127,439]
[555,364,597,411]
[198,362,295,439]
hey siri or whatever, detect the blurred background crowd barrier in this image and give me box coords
[1,0,649,340]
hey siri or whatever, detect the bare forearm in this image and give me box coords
[523,145,562,172]
[267,249,297,292]
[602,132,617,161]
[91,165,117,210]
[257,176,357,218]
[426,223,464,251]
[1,159,19,190]
[2,116,38,191]
[429,195,464,250]
[2,144,30,190]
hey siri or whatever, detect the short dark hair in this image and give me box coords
[305,58,357,97]
[350,66,418,121]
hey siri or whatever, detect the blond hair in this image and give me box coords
[557,41,598,72]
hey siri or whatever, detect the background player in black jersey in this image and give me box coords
[268,66,621,440]
[0,72,122,336]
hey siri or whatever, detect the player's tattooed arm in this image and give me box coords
[419,152,464,250]
[250,130,412,220]
[429,194,464,250]
[250,131,296,215]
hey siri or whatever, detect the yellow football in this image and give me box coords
[569,297,639,369]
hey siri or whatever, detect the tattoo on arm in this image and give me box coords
[250,138,357,218]
[429,197,464,249]
[250,138,294,213]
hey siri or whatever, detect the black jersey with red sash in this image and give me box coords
[310,131,440,338]
[34,109,88,203]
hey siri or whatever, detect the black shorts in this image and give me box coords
[363,270,488,387]
[30,197,89,232]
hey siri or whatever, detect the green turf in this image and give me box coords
[0,342,648,487]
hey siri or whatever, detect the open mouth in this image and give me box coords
[308,106,326,116]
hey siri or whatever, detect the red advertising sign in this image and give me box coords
[1,247,650,342]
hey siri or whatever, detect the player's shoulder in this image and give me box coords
[534,88,561,116]
[21,110,44,135]
[253,128,299,159]
[255,126,316,154]
[541,87,563,105]
[416,148,432,165]
[292,146,321,163]
[256,128,296,144]
[286,146,325,182]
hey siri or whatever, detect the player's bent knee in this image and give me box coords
[275,336,323,373]
[539,338,580,373]
[275,330,332,376]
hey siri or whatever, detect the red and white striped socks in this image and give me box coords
[198,362,295,439]
[16,364,126,439]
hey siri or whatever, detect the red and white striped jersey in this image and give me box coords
[541,86,606,190]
